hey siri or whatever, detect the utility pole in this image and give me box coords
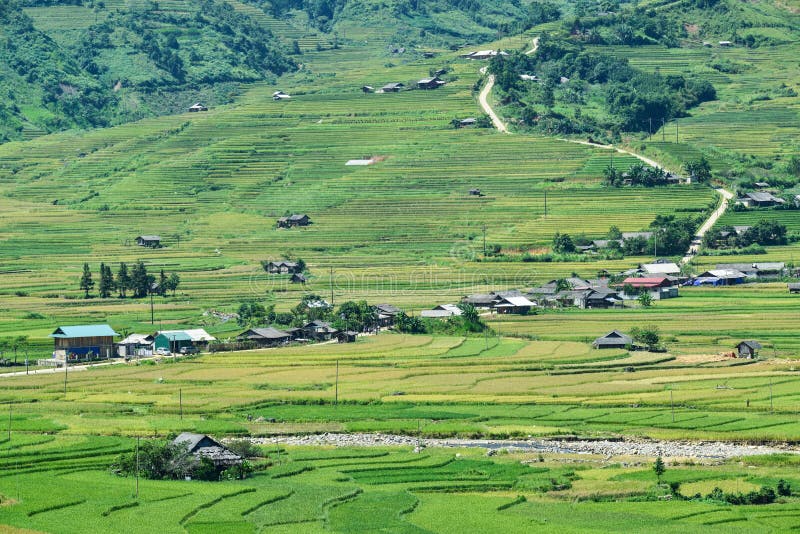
[675,120,679,143]
[135,436,140,499]
[7,404,11,441]
[670,389,675,423]
[179,388,183,420]
[662,118,665,142]
[63,360,68,396]
[150,290,154,325]
[329,267,334,307]
[335,360,339,407]
[482,225,487,256]
[649,117,652,140]
[770,379,774,414]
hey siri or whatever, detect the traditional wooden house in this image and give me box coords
[420,304,462,318]
[737,192,785,208]
[736,340,762,358]
[238,327,292,347]
[593,330,633,349]
[381,82,404,92]
[789,283,800,294]
[337,331,358,343]
[301,320,338,341]
[136,235,161,248]
[277,214,310,228]
[417,76,446,89]
[173,433,242,469]
[716,262,785,280]
[374,304,402,327]
[291,273,307,284]
[459,118,477,127]
[266,261,301,274]
[361,85,374,93]
[460,50,508,60]
[619,277,679,299]
[188,103,208,112]
[272,91,291,100]
[462,293,497,308]
[50,324,119,361]
[468,188,482,196]
[492,294,536,314]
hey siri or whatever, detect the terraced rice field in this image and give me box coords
[2,333,800,441]
[2,334,800,532]
[0,37,722,348]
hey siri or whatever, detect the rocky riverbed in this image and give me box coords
[248,433,797,460]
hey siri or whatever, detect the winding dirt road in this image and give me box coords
[476,36,732,261]
[478,75,508,133]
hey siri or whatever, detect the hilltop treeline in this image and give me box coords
[263,0,560,37]
[0,0,295,142]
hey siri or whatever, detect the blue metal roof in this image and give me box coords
[49,324,119,338]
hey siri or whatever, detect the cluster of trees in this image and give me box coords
[565,7,684,47]
[79,262,180,299]
[692,484,784,505]
[630,325,660,350]
[603,159,710,186]
[112,439,253,481]
[395,303,486,335]
[489,37,715,135]
[0,336,29,364]
[236,295,486,336]
[0,1,113,141]
[603,163,671,187]
[554,215,699,258]
[704,219,788,249]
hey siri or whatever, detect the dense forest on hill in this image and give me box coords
[0,0,295,142]
[262,0,561,36]
[489,36,717,136]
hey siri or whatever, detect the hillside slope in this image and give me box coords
[0,0,296,142]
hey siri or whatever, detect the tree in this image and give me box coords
[637,292,653,307]
[653,456,665,482]
[98,263,115,298]
[777,479,791,497]
[395,313,427,334]
[335,300,376,332]
[552,232,576,253]
[165,273,180,296]
[158,269,168,296]
[607,225,622,240]
[237,301,268,327]
[80,263,94,298]
[116,262,131,298]
[11,336,27,364]
[130,261,154,298]
[631,325,660,350]
[684,157,711,183]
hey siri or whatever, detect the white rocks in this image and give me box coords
[245,433,797,460]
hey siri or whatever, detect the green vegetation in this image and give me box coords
[490,36,716,136]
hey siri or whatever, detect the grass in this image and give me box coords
[2,437,800,533]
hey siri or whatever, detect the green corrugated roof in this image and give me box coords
[157,331,193,341]
[49,324,119,338]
